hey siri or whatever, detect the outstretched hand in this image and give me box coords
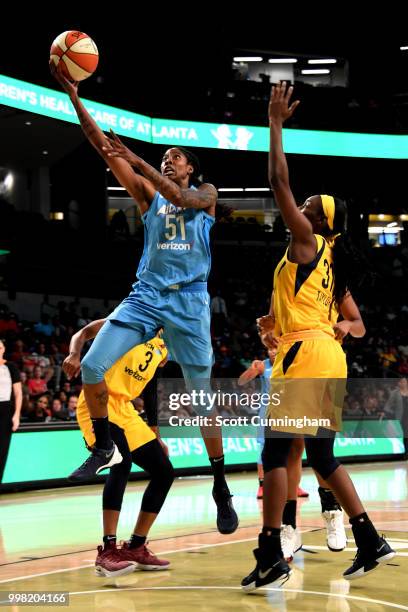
[49,59,79,97]
[268,81,300,124]
[102,130,139,165]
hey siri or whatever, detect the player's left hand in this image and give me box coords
[102,130,140,165]
[333,320,352,341]
[11,413,20,432]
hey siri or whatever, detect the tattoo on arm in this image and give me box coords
[74,102,96,139]
[133,158,182,202]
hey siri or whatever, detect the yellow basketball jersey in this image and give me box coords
[273,234,336,337]
[104,336,167,401]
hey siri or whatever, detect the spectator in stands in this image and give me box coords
[34,314,55,338]
[9,339,28,370]
[65,302,79,328]
[31,343,54,382]
[62,381,72,395]
[67,394,78,420]
[77,306,91,328]
[40,295,57,319]
[51,397,69,421]
[27,366,48,398]
[28,395,51,422]
[211,290,228,318]
[58,390,68,407]
[379,346,399,376]
[51,315,66,340]
[346,399,364,417]
[0,312,19,337]
[20,371,30,416]
[57,301,70,327]
[0,339,22,483]
[397,356,408,377]
[49,342,64,391]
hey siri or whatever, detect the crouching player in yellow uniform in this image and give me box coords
[63,320,173,578]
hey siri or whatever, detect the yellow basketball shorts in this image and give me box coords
[76,392,155,452]
[267,332,347,434]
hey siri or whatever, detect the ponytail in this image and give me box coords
[331,198,371,307]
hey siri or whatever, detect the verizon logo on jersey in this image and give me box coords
[124,366,145,381]
[156,242,192,250]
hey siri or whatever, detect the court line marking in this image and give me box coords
[0,537,257,584]
[304,544,408,556]
[66,586,408,610]
[2,530,407,583]
[0,524,259,567]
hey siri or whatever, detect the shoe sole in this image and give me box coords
[95,564,135,578]
[217,512,239,534]
[343,551,396,581]
[242,569,292,592]
[136,563,170,571]
[218,522,239,535]
[377,551,396,563]
[327,545,346,552]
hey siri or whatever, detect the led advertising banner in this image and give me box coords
[2,423,404,485]
[2,74,408,158]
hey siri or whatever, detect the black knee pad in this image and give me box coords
[305,437,340,480]
[261,435,293,473]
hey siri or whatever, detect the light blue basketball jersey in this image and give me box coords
[257,357,273,457]
[136,190,215,290]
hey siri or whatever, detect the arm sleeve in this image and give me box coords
[142,374,158,427]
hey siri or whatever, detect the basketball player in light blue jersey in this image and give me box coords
[238,349,275,500]
[51,65,238,534]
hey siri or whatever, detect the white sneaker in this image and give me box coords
[281,525,302,562]
[323,510,347,551]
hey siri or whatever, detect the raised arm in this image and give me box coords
[63,319,106,379]
[268,82,316,257]
[334,293,366,340]
[103,131,217,214]
[49,63,155,214]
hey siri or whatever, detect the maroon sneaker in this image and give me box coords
[95,542,135,577]
[297,486,309,498]
[120,541,170,570]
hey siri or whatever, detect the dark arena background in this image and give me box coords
[0,17,407,611]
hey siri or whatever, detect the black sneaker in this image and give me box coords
[241,547,291,592]
[212,486,239,534]
[68,443,123,482]
[343,536,395,580]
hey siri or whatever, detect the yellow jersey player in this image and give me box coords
[63,321,173,578]
[242,81,395,592]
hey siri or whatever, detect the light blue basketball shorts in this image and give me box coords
[109,280,213,366]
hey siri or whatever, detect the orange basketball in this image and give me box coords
[50,31,99,82]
